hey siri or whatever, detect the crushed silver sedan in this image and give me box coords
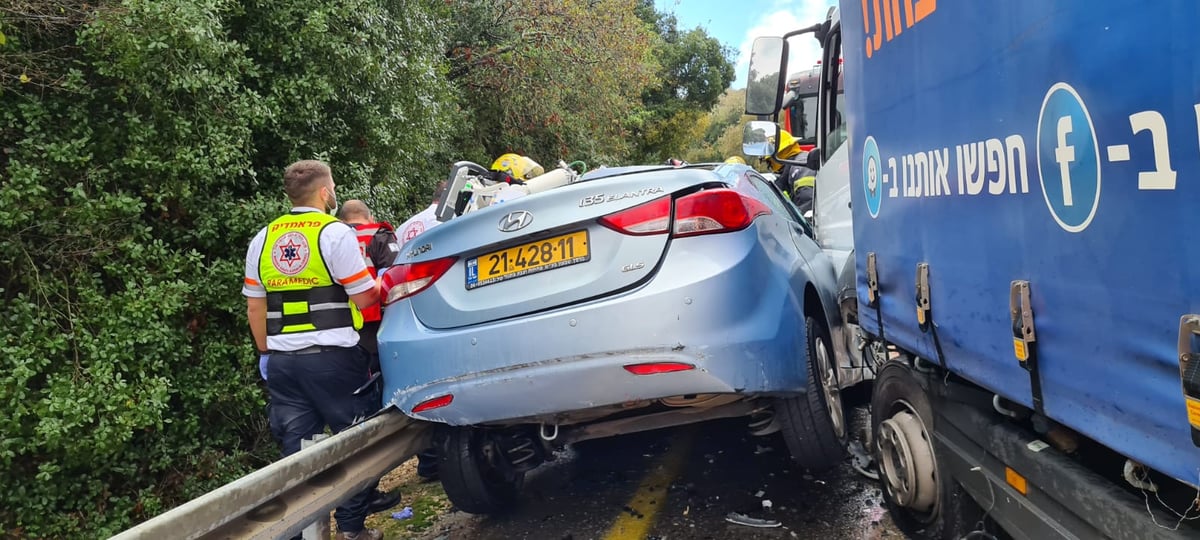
[378,161,850,513]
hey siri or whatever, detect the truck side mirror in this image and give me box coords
[806,147,821,171]
[744,37,786,116]
[742,121,778,157]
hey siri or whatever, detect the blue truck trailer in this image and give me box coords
[744,2,1200,538]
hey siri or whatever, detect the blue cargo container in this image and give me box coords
[842,0,1200,490]
[743,1,1200,537]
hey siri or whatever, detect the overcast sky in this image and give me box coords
[654,0,837,88]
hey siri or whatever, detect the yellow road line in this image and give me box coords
[602,430,695,540]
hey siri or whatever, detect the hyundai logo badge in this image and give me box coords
[498,210,533,232]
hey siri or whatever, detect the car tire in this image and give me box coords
[438,426,524,515]
[776,315,847,470]
[871,361,985,539]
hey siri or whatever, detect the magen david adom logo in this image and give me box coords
[271,231,311,275]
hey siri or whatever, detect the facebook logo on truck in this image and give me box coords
[1036,82,1101,233]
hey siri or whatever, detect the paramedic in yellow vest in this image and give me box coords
[242,160,385,540]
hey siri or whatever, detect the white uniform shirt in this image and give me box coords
[243,207,375,351]
[395,203,442,249]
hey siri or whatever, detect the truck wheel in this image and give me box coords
[438,426,524,515]
[776,315,847,470]
[871,362,983,539]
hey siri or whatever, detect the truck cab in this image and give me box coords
[778,66,821,154]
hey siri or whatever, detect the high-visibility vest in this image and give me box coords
[259,211,363,336]
[352,221,394,323]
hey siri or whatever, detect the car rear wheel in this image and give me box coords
[776,315,847,470]
[438,426,524,514]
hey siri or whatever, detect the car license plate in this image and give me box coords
[465,230,590,289]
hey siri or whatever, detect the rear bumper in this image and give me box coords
[378,230,812,425]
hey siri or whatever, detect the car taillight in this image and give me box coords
[598,195,671,235]
[623,362,695,375]
[672,188,770,238]
[380,256,457,305]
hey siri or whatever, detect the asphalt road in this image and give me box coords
[414,412,902,540]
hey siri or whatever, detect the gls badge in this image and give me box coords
[498,210,533,232]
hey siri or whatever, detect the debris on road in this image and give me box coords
[761,499,773,511]
[407,416,902,539]
[848,440,880,480]
[754,445,774,455]
[725,512,782,528]
[391,507,414,521]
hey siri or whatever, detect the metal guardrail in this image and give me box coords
[111,411,431,540]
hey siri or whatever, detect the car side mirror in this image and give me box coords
[806,147,821,171]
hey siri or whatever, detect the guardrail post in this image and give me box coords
[301,434,332,540]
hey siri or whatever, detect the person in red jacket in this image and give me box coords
[335,199,407,515]
[338,200,399,368]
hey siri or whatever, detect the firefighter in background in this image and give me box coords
[790,166,816,218]
[395,153,540,248]
[489,152,544,182]
[767,129,817,216]
[484,153,540,207]
[337,200,399,369]
[724,156,747,165]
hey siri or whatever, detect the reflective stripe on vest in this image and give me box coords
[793,175,816,190]
[352,222,385,323]
[259,211,363,335]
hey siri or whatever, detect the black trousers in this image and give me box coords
[268,346,380,533]
[358,320,381,373]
